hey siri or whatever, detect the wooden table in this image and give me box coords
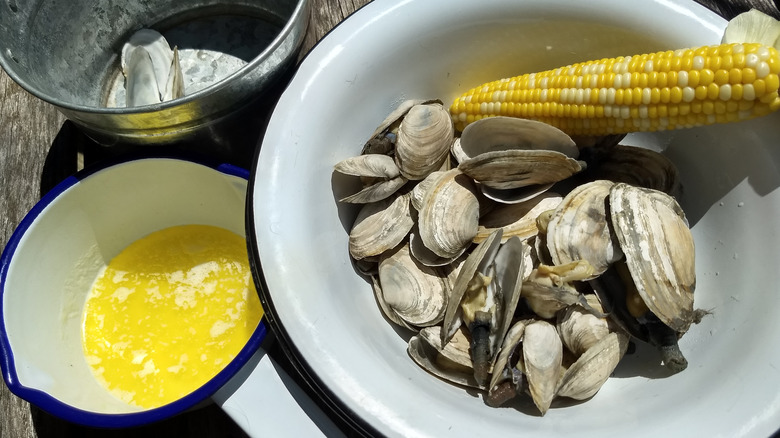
[1,0,777,436]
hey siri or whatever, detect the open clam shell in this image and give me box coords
[475,192,562,244]
[453,117,581,204]
[408,327,486,391]
[556,332,629,401]
[441,229,502,344]
[609,183,696,333]
[459,149,583,191]
[121,29,184,106]
[581,144,681,197]
[441,229,529,385]
[334,154,408,203]
[557,294,611,357]
[452,116,578,163]
[487,320,526,400]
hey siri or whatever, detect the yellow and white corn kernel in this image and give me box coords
[449,43,780,135]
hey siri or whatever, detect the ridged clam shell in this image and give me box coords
[418,169,480,260]
[557,294,610,357]
[335,154,408,203]
[556,332,628,400]
[609,183,696,333]
[408,329,486,390]
[369,275,416,331]
[395,102,455,180]
[348,192,413,260]
[546,180,622,275]
[418,325,472,369]
[378,243,449,327]
[523,320,562,416]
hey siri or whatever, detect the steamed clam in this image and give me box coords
[334,154,408,203]
[454,117,583,204]
[395,101,455,180]
[416,169,481,261]
[335,98,705,416]
[121,29,184,107]
[441,230,529,385]
[377,243,449,328]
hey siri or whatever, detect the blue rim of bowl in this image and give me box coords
[0,152,266,428]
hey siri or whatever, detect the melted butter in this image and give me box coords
[82,225,262,409]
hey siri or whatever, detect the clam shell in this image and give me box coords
[418,325,472,369]
[395,102,455,180]
[121,29,183,106]
[557,294,610,356]
[556,332,629,400]
[522,261,598,319]
[335,154,408,203]
[441,230,528,385]
[369,275,416,331]
[408,332,486,390]
[609,183,696,333]
[491,236,530,361]
[453,116,579,163]
[348,192,414,260]
[523,320,562,415]
[368,99,426,139]
[459,149,583,191]
[453,116,580,204]
[546,180,622,275]
[418,169,480,260]
[474,192,562,244]
[334,154,400,178]
[584,144,681,197]
[441,229,503,345]
[410,170,442,212]
[378,243,449,327]
[488,320,526,392]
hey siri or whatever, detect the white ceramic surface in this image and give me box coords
[0,157,265,427]
[251,0,780,436]
[214,347,345,437]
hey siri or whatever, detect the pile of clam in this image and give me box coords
[335,99,707,415]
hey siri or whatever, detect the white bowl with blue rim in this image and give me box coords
[0,156,265,427]
[249,0,780,436]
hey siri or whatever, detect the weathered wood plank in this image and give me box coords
[0,57,64,438]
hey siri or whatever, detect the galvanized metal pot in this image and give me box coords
[0,0,309,146]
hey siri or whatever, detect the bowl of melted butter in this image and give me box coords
[0,155,266,427]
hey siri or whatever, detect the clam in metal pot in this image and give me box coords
[0,0,309,146]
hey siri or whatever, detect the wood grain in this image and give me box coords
[1,0,778,437]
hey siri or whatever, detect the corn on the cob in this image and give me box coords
[449,43,780,136]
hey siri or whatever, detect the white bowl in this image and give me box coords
[250,0,780,436]
[0,156,266,427]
